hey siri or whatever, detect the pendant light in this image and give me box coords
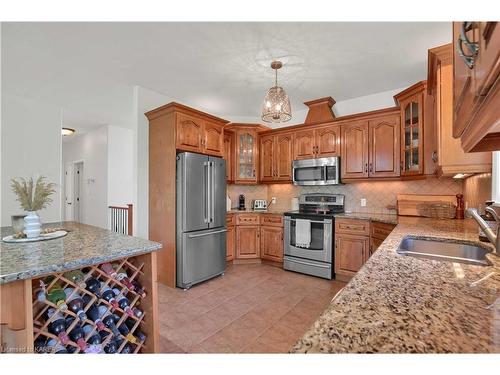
[261,61,292,123]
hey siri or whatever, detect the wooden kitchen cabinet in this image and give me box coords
[453,22,500,152]
[175,112,225,157]
[335,234,369,277]
[428,43,491,176]
[341,121,369,179]
[369,221,396,256]
[236,225,260,259]
[259,132,293,182]
[260,226,283,262]
[293,124,340,160]
[368,115,401,177]
[394,81,426,176]
[223,131,234,182]
[226,225,235,261]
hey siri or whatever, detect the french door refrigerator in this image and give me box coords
[176,152,227,289]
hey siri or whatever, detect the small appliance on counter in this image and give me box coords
[238,194,246,210]
[252,199,268,211]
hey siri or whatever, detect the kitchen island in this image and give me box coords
[291,216,500,353]
[0,222,162,353]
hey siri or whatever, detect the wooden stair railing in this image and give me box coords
[109,204,133,235]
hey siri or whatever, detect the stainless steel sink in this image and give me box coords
[397,237,492,266]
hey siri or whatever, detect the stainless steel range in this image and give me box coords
[283,193,345,279]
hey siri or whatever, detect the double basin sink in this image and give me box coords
[397,237,492,267]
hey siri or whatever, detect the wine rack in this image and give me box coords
[31,256,154,354]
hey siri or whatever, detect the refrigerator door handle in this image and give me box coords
[204,161,210,224]
[211,161,215,223]
[187,228,227,238]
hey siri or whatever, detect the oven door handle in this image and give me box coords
[286,258,331,269]
[285,217,332,224]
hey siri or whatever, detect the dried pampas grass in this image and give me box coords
[11,176,56,212]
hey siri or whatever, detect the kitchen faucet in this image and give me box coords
[467,207,500,256]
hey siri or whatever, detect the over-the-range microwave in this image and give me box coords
[292,157,341,186]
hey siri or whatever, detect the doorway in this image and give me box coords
[64,161,84,222]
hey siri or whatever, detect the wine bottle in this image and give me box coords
[117,322,137,344]
[101,263,135,291]
[120,342,135,354]
[101,332,119,354]
[112,288,143,318]
[131,280,146,298]
[46,338,69,354]
[63,288,87,322]
[63,270,87,288]
[36,280,47,302]
[99,306,121,337]
[85,277,101,297]
[82,324,104,353]
[47,284,68,310]
[125,318,146,342]
[65,317,88,351]
[83,295,106,331]
[46,308,70,344]
[34,336,48,354]
[101,286,119,310]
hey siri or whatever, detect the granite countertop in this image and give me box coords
[291,216,500,353]
[227,208,288,215]
[0,221,162,284]
[334,212,398,225]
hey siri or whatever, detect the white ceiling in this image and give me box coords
[2,22,452,130]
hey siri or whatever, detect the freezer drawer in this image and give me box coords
[283,255,333,280]
[177,228,227,289]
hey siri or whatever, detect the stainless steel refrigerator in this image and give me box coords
[176,152,227,289]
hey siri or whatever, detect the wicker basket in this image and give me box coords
[417,201,456,219]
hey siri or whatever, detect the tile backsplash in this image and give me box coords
[229,177,463,213]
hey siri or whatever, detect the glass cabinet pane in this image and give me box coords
[411,102,419,124]
[238,132,255,179]
[405,105,411,127]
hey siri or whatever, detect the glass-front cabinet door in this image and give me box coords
[395,82,425,176]
[235,130,258,183]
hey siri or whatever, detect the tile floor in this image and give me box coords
[158,263,346,353]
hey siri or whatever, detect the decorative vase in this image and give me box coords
[24,211,41,238]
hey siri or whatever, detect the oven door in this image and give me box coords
[292,157,339,186]
[284,216,333,263]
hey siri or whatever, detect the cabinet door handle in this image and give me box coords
[369,163,373,174]
[253,169,256,177]
[456,22,478,69]
[365,163,368,173]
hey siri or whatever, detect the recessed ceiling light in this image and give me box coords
[62,127,75,136]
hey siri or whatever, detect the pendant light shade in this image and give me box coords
[261,61,291,123]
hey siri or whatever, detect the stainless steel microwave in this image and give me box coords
[292,157,341,185]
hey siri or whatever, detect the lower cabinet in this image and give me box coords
[334,218,395,280]
[260,226,283,262]
[236,225,260,259]
[335,234,369,277]
[226,225,235,261]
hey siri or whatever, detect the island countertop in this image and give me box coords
[290,216,500,353]
[0,221,162,284]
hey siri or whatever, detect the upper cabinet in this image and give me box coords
[226,124,269,185]
[341,121,369,179]
[452,22,500,152]
[293,124,340,160]
[369,115,401,178]
[175,109,227,157]
[340,110,400,180]
[428,44,492,176]
[394,82,427,176]
[259,132,293,183]
[223,131,234,183]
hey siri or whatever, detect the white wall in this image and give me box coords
[107,125,133,207]
[1,92,62,226]
[62,126,108,228]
